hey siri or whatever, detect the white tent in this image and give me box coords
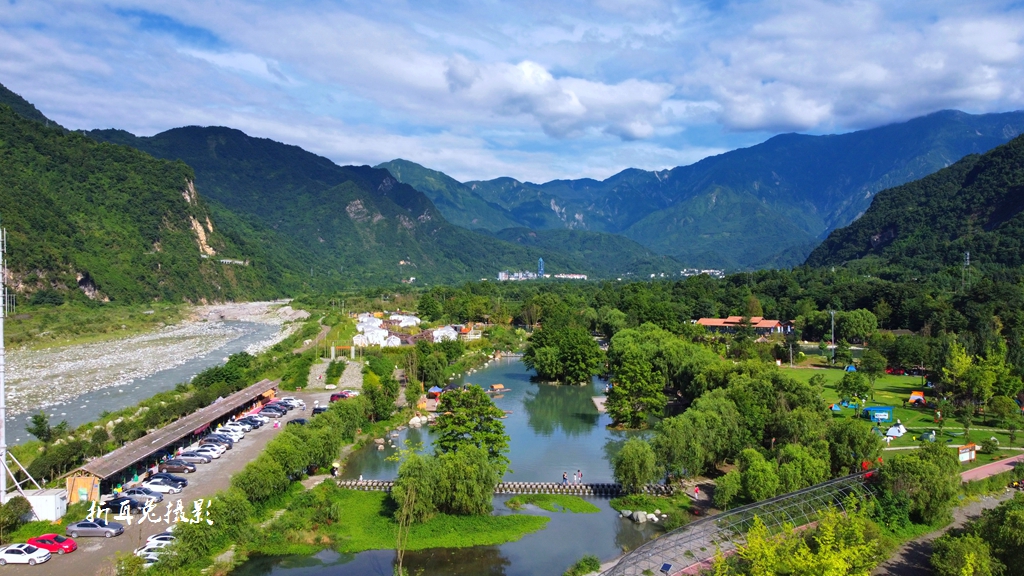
[885,424,907,438]
[390,314,421,327]
[382,335,402,348]
[363,327,389,346]
[433,326,458,342]
[356,319,384,333]
[352,334,370,347]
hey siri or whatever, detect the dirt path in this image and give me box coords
[871,492,1014,576]
[293,323,330,354]
[307,358,330,389]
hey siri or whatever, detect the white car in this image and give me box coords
[134,541,170,556]
[216,427,245,439]
[248,414,270,424]
[141,553,160,569]
[225,420,252,432]
[142,478,183,494]
[192,446,222,459]
[0,543,51,566]
[146,532,175,545]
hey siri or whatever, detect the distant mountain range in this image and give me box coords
[380,110,1024,269]
[806,133,1024,274]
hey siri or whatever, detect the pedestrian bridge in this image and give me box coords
[601,472,875,576]
[334,479,676,497]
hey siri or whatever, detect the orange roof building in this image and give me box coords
[696,316,786,335]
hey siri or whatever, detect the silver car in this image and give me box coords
[65,518,124,538]
[176,451,212,464]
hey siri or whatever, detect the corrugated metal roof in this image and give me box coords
[74,379,278,480]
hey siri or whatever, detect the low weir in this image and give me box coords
[334,479,675,497]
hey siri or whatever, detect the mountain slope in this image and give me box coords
[87,127,671,283]
[375,159,520,231]
[0,105,274,302]
[491,228,679,275]
[0,83,57,127]
[805,134,1024,273]
[449,110,1024,268]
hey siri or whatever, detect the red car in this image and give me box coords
[26,534,77,555]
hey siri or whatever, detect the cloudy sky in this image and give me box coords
[2,1,1023,182]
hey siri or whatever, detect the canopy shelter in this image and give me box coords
[908,391,926,405]
[861,406,894,423]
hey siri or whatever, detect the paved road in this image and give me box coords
[960,453,1024,482]
[12,388,334,576]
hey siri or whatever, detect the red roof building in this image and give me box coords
[696,316,786,335]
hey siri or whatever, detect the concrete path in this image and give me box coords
[961,453,1024,482]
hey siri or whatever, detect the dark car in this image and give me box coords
[101,496,145,514]
[158,460,196,474]
[259,408,284,418]
[267,401,293,411]
[149,473,188,488]
[311,406,328,416]
[201,436,234,449]
[286,418,308,426]
[238,417,263,428]
[66,518,124,539]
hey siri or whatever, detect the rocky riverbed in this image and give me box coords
[6,301,304,422]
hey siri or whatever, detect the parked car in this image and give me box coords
[142,478,183,494]
[329,392,347,402]
[101,496,145,514]
[65,518,124,538]
[0,544,50,566]
[202,435,234,448]
[237,416,263,428]
[259,407,285,418]
[146,532,175,545]
[267,401,293,411]
[312,407,328,416]
[134,541,170,557]
[140,553,161,569]
[248,414,270,423]
[215,428,244,440]
[149,473,188,488]
[122,487,164,503]
[25,534,76,555]
[222,420,251,432]
[176,451,212,464]
[192,446,223,459]
[286,418,308,426]
[158,460,196,474]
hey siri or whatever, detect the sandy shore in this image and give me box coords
[5,301,306,419]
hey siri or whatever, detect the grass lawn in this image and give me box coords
[506,494,600,514]
[782,367,1024,464]
[254,487,549,556]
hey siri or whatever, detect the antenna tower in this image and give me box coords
[0,228,43,505]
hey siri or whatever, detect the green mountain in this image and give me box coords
[491,228,679,276]
[426,110,1024,269]
[86,127,674,284]
[374,159,520,232]
[0,83,57,127]
[805,134,1024,273]
[0,104,275,303]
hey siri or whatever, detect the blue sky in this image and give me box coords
[2,1,1023,182]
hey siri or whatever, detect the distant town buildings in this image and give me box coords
[681,268,726,279]
[498,270,539,281]
[553,273,587,280]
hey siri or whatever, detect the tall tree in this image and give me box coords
[434,385,510,473]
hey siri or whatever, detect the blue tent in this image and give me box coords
[845,365,857,372]
[427,386,443,393]
[861,406,894,422]
[829,403,842,412]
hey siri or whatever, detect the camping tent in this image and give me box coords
[886,424,907,437]
[845,365,857,372]
[908,391,926,405]
[829,403,842,412]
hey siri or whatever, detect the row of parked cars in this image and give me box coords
[0,397,311,567]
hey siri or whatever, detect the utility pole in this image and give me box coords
[829,308,836,366]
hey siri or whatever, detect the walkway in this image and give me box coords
[961,453,1024,482]
[333,479,674,497]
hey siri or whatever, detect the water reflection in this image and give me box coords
[522,382,600,437]
[404,546,510,576]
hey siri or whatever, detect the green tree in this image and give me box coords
[606,345,666,429]
[0,496,32,543]
[837,371,870,402]
[434,445,499,515]
[714,470,741,510]
[613,438,659,494]
[362,371,393,422]
[931,533,999,576]
[652,414,708,479]
[860,349,887,399]
[739,449,779,502]
[391,453,438,523]
[957,407,974,441]
[434,385,509,473]
[417,293,443,321]
[818,339,831,362]
[825,419,882,476]
[26,412,52,443]
[835,339,853,366]
[988,395,1019,427]
[877,443,959,524]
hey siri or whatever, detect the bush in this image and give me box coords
[564,555,601,576]
[931,533,999,576]
[714,470,741,509]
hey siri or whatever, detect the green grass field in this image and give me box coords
[781,367,1024,467]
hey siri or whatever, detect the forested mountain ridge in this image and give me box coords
[806,133,1024,273]
[87,126,676,285]
[0,104,276,303]
[389,110,1024,269]
[0,83,57,127]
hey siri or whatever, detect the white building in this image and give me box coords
[432,326,458,342]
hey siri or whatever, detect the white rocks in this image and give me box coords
[647,513,658,522]
[620,509,632,518]
[632,511,647,524]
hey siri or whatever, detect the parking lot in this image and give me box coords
[11,389,333,575]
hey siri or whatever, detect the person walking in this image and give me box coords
[577,469,582,485]
[694,485,700,500]
[562,471,568,485]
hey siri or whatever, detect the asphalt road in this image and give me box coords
[10,388,334,576]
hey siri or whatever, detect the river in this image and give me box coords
[7,320,284,442]
[232,358,660,576]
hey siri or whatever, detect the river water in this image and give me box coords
[233,358,660,576]
[8,321,283,441]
